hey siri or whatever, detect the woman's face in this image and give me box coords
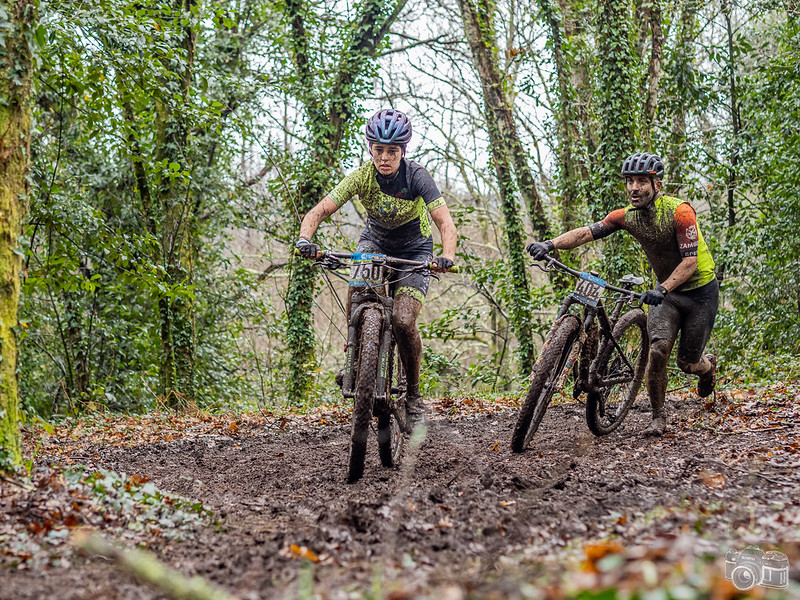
[370,143,403,176]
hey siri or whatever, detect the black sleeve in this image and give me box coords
[406,160,443,205]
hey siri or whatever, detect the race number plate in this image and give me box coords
[571,272,606,307]
[349,261,385,287]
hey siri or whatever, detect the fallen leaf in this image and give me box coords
[287,544,319,562]
[698,469,727,489]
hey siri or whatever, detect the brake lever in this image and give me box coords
[532,255,555,272]
[315,255,345,270]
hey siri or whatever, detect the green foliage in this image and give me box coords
[711,16,800,373]
[23,0,276,414]
[278,0,405,403]
[76,468,212,530]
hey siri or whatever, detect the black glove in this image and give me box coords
[432,256,454,271]
[295,237,319,259]
[641,285,668,306]
[526,240,555,260]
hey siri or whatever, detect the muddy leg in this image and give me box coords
[393,294,424,427]
[677,354,717,398]
[644,338,674,436]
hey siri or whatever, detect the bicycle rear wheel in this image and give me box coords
[586,309,648,436]
[347,308,382,483]
[511,315,581,453]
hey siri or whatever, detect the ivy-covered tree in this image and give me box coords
[457,0,552,374]
[0,0,37,470]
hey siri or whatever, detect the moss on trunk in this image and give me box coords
[0,0,35,470]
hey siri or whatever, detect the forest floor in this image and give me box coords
[2,384,800,599]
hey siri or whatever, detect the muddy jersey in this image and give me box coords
[588,195,716,292]
[327,159,446,254]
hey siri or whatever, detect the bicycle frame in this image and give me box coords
[314,250,434,404]
[537,257,644,398]
[512,256,649,449]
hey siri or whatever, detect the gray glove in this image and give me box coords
[432,256,454,271]
[642,285,668,306]
[295,237,319,259]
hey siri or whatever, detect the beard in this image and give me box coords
[628,185,656,209]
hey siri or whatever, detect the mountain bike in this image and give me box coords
[307,249,455,483]
[511,256,650,452]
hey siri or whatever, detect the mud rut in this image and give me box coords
[5,398,798,599]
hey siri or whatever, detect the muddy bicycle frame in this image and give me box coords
[312,249,444,482]
[542,256,645,393]
[511,255,649,451]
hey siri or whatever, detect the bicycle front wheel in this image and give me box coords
[511,315,581,453]
[378,342,403,467]
[347,308,382,483]
[586,309,648,436]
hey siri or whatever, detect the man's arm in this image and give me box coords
[430,205,458,268]
[299,196,339,240]
[551,226,594,250]
[660,256,698,292]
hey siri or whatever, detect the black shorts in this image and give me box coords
[647,278,719,364]
[355,239,432,305]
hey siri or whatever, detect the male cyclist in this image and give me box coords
[296,108,458,428]
[527,152,718,436]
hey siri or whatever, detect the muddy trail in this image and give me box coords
[3,393,800,599]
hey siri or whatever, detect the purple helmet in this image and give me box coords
[365,109,412,146]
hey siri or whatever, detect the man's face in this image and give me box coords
[626,175,662,208]
[370,143,403,176]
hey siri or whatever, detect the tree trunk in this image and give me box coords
[595,0,640,280]
[457,0,539,373]
[596,0,638,216]
[723,0,739,230]
[154,0,198,407]
[666,0,699,192]
[0,0,35,470]
[641,0,664,150]
[539,0,582,232]
[717,0,740,283]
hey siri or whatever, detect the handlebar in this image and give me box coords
[534,255,644,303]
[295,248,460,274]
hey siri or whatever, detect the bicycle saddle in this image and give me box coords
[619,274,645,286]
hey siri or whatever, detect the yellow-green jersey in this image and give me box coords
[328,159,446,254]
[588,195,716,292]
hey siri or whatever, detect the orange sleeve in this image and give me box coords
[674,203,699,257]
[589,208,627,240]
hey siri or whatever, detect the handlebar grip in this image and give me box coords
[429,263,460,274]
[293,248,324,260]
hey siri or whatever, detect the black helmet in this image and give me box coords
[621,152,665,178]
[365,109,412,146]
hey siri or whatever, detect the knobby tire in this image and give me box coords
[347,308,382,483]
[377,342,403,467]
[511,315,581,453]
[586,309,648,436]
